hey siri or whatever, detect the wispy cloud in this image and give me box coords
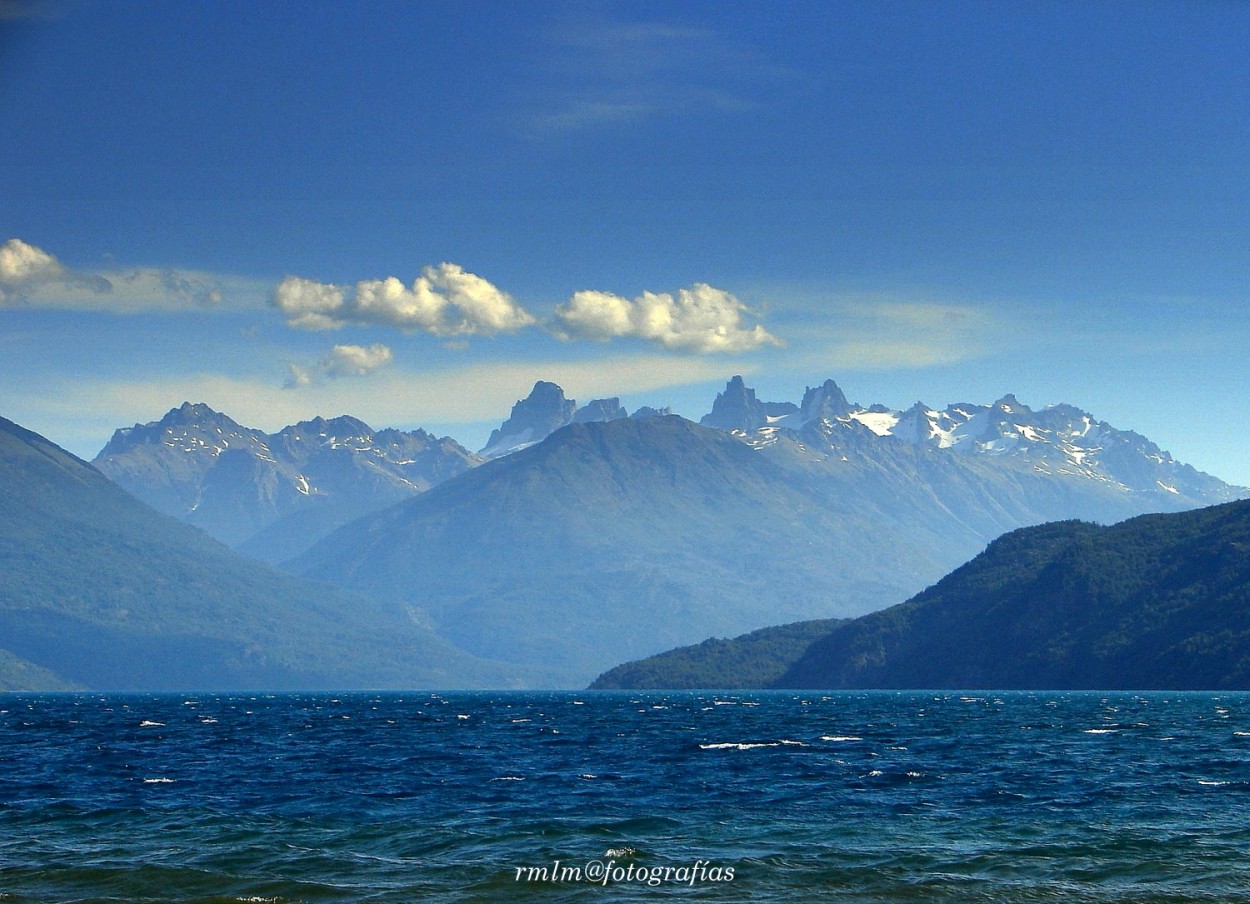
[0,237,260,312]
[521,15,792,134]
[552,282,782,354]
[777,294,997,372]
[17,353,746,457]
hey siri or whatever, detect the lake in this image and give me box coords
[3,690,1250,902]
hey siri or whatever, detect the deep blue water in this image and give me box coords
[3,691,1250,902]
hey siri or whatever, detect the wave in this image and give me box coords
[700,740,807,750]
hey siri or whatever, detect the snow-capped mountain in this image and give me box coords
[704,377,1242,510]
[93,375,1243,580]
[93,403,480,560]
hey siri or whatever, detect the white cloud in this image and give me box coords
[272,276,347,330]
[552,282,782,354]
[322,342,394,377]
[286,343,394,387]
[0,237,63,286]
[272,263,536,336]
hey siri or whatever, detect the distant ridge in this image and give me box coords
[698,376,1244,512]
[91,375,1246,567]
[93,404,480,561]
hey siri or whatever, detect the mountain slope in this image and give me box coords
[290,416,972,685]
[589,618,847,690]
[0,415,537,690]
[290,393,1247,689]
[93,404,480,560]
[777,499,1250,689]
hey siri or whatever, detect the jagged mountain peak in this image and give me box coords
[800,379,854,423]
[696,377,1245,507]
[98,402,259,460]
[991,393,1028,414]
[153,401,250,434]
[572,397,628,424]
[519,380,573,414]
[282,414,375,440]
[700,375,766,431]
[167,400,217,420]
[480,381,579,458]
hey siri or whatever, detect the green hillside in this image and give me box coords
[780,499,1250,689]
[589,618,847,689]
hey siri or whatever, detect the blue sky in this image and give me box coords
[1,0,1248,485]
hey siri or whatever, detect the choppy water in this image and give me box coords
[4,691,1250,902]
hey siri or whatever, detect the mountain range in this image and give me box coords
[4,374,1245,689]
[94,377,1242,566]
[94,404,481,562]
[592,498,1250,690]
[0,415,549,690]
[280,378,1243,685]
[288,415,959,681]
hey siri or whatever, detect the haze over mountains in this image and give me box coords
[0,415,538,691]
[94,405,481,563]
[96,376,1240,565]
[2,375,1243,689]
[593,498,1250,691]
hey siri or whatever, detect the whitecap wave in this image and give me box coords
[700,740,807,750]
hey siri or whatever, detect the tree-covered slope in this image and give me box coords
[588,618,847,689]
[778,499,1250,689]
[0,415,535,690]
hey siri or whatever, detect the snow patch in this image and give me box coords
[847,411,899,437]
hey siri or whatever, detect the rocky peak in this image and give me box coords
[481,381,578,457]
[631,406,673,419]
[98,402,252,457]
[572,398,628,424]
[799,379,853,423]
[283,415,375,443]
[700,376,768,431]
